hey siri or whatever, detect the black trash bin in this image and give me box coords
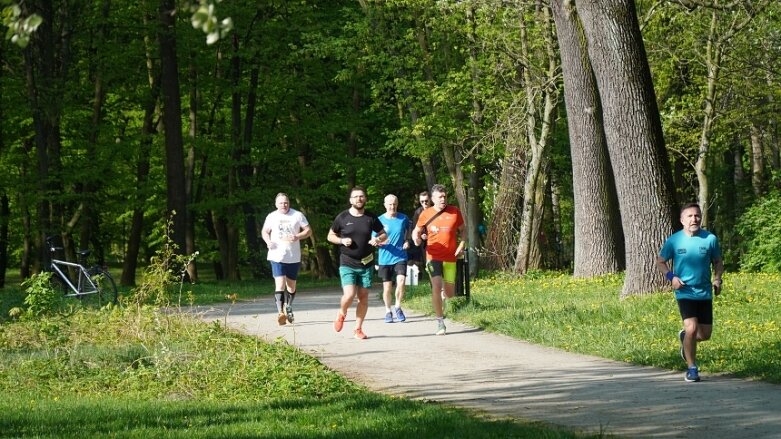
[454,251,470,300]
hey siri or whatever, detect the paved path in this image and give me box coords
[193,289,781,438]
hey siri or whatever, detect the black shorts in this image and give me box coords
[378,262,407,282]
[677,299,713,325]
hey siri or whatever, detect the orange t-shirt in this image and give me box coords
[416,205,464,262]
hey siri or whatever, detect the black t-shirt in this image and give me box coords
[330,210,385,268]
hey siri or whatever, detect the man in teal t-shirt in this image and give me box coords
[656,203,724,383]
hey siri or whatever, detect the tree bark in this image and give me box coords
[551,0,624,277]
[514,3,560,274]
[121,25,159,286]
[575,0,677,296]
[750,123,765,196]
[158,0,188,254]
[484,137,525,270]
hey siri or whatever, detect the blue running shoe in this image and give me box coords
[685,366,701,382]
[395,306,406,322]
[384,311,394,323]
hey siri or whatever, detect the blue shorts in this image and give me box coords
[270,262,301,280]
[339,266,373,288]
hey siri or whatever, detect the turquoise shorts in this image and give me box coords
[339,266,373,288]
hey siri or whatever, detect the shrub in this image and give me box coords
[20,272,62,318]
[736,193,781,272]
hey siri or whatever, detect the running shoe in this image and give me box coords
[384,311,394,323]
[286,305,295,324]
[395,306,406,322]
[435,321,447,336]
[277,312,287,326]
[685,366,701,382]
[678,329,686,363]
[354,328,368,340]
[333,312,345,332]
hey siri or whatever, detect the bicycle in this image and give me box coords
[46,236,118,306]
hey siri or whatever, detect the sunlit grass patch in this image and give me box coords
[0,306,601,438]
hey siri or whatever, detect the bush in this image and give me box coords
[19,272,63,318]
[736,193,781,272]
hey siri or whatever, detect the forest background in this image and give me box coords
[1,0,780,296]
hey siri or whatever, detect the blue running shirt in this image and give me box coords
[658,229,722,300]
[377,213,410,266]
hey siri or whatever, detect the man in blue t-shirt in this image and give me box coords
[656,203,724,383]
[376,194,411,323]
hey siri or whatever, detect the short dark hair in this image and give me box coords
[349,186,366,197]
[418,191,429,198]
[680,202,701,214]
[430,184,447,194]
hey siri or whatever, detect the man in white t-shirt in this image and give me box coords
[262,193,312,325]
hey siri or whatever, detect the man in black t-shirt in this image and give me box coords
[327,186,387,340]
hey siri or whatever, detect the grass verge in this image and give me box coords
[0,306,601,438]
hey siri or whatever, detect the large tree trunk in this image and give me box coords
[79,0,112,264]
[158,0,188,253]
[484,136,525,270]
[514,3,560,274]
[576,0,677,296]
[551,0,624,277]
[465,5,483,278]
[23,0,62,271]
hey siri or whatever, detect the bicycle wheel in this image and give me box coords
[87,266,119,305]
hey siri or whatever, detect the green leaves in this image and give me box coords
[188,0,233,45]
[2,3,42,48]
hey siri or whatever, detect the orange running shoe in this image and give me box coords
[277,313,287,326]
[353,328,368,340]
[333,312,346,332]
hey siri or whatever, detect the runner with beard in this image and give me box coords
[327,186,387,340]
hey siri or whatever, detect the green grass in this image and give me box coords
[405,271,781,383]
[0,307,597,438]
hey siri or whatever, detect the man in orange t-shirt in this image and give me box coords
[412,184,467,336]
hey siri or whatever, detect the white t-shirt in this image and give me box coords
[262,208,309,263]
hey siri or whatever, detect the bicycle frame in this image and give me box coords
[50,258,100,297]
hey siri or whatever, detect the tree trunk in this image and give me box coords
[121,37,159,286]
[158,0,188,254]
[0,195,8,288]
[514,3,560,274]
[484,134,526,270]
[551,0,624,277]
[750,124,765,196]
[23,0,62,270]
[575,0,677,296]
[695,12,722,228]
[184,51,199,282]
[242,64,264,279]
[465,5,483,278]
